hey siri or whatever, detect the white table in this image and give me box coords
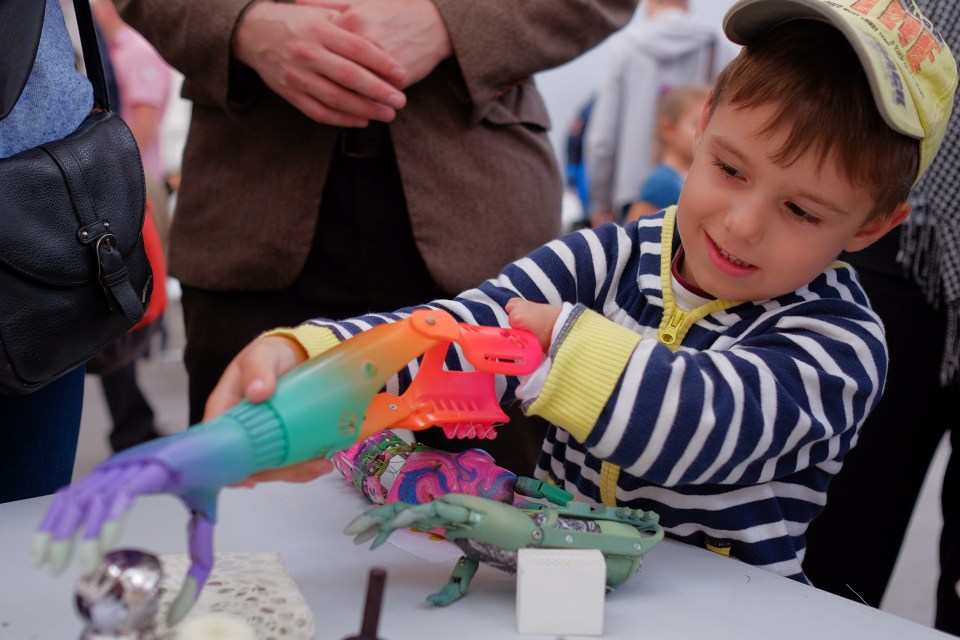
[0,476,949,639]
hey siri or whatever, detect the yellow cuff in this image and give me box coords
[527,308,641,442]
[260,324,341,359]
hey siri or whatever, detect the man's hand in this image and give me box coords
[506,298,561,354]
[233,2,408,126]
[300,0,453,88]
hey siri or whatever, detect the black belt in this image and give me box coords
[337,122,390,159]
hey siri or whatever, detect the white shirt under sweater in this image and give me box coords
[298,206,887,582]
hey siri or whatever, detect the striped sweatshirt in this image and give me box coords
[285,206,887,582]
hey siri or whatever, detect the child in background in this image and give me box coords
[207,0,957,583]
[584,0,724,227]
[626,84,709,222]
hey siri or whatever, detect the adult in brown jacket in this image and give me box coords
[115,0,639,473]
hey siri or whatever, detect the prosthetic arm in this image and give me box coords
[34,309,541,624]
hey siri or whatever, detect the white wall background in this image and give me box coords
[535,0,739,164]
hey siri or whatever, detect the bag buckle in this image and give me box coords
[95,232,119,283]
[95,232,143,322]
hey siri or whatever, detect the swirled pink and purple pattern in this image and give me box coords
[332,430,518,506]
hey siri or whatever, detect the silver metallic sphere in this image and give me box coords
[75,549,163,638]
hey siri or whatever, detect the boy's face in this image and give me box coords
[675,99,909,302]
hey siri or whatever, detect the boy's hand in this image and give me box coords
[203,335,307,421]
[506,298,561,354]
[204,335,333,487]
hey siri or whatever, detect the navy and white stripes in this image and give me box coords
[304,207,887,582]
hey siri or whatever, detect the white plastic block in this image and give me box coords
[516,548,606,636]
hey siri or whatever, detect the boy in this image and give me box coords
[209,0,957,582]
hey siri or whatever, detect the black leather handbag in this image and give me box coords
[0,0,152,395]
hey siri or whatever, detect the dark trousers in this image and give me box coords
[0,366,84,503]
[87,319,162,453]
[802,229,960,634]
[100,360,159,452]
[181,124,546,475]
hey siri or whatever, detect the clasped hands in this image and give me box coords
[234,0,453,127]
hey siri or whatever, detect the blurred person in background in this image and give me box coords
[0,0,92,502]
[625,83,708,221]
[585,0,730,226]
[89,0,172,240]
[87,0,173,452]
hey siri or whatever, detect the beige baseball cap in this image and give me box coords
[723,0,958,183]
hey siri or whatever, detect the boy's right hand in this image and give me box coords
[506,298,561,354]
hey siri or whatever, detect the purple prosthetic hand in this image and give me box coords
[33,421,254,624]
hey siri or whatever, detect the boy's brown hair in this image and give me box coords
[709,21,918,220]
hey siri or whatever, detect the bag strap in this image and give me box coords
[44,1,145,322]
[43,126,147,323]
[72,0,111,112]
[0,0,46,120]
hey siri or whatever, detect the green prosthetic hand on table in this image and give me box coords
[345,493,664,606]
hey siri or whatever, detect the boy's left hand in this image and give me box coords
[506,297,561,354]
